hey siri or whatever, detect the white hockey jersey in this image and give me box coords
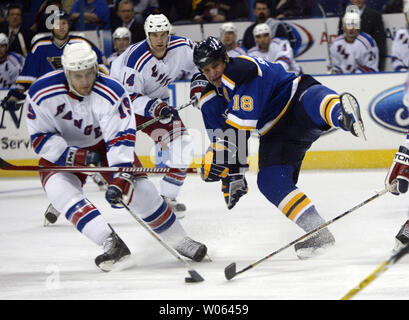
[0,52,24,88]
[247,38,301,74]
[25,70,136,167]
[110,36,199,116]
[391,27,409,71]
[227,45,247,58]
[107,51,120,68]
[329,32,379,73]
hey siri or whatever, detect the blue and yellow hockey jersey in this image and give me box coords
[200,56,300,137]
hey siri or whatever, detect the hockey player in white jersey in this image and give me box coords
[107,27,132,67]
[110,14,199,218]
[219,22,247,58]
[25,42,207,271]
[248,23,301,75]
[0,33,24,88]
[391,2,409,71]
[329,5,379,74]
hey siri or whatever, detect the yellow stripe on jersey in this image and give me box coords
[31,40,52,53]
[226,119,256,130]
[222,74,235,90]
[320,94,340,127]
[279,189,312,221]
[237,56,262,76]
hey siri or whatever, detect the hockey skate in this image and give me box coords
[393,220,409,253]
[338,92,366,140]
[162,195,186,219]
[175,236,207,262]
[95,227,131,272]
[43,204,61,226]
[294,228,335,260]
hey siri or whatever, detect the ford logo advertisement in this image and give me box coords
[369,85,409,133]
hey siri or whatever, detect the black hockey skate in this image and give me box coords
[393,220,409,253]
[95,227,131,272]
[294,228,335,260]
[175,237,207,262]
[162,195,186,219]
[44,204,61,226]
[338,93,366,140]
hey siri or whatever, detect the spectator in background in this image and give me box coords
[0,4,35,57]
[134,0,160,24]
[0,33,24,88]
[111,0,144,44]
[391,2,409,71]
[331,5,379,74]
[271,0,311,19]
[383,0,403,13]
[70,0,111,30]
[248,23,301,74]
[219,21,247,57]
[31,0,63,34]
[337,0,386,71]
[242,0,295,51]
[192,0,229,23]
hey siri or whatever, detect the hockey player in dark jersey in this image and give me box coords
[191,36,366,259]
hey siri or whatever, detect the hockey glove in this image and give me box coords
[222,173,248,210]
[190,73,208,108]
[385,145,409,195]
[57,147,101,167]
[105,172,135,208]
[148,99,179,124]
[1,89,26,111]
[201,139,238,182]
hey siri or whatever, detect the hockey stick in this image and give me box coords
[224,185,392,280]
[0,157,198,174]
[317,3,333,72]
[340,242,409,300]
[136,97,198,132]
[93,171,204,283]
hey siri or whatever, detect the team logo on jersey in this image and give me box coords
[368,85,409,133]
[47,56,63,70]
[285,22,314,57]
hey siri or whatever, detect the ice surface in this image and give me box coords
[1,169,409,300]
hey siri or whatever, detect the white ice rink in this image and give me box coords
[1,169,409,301]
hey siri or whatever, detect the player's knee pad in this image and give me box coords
[166,134,194,168]
[128,177,164,217]
[257,165,297,206]
[44,172,85,214]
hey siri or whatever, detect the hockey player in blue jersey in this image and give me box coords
[1,10,108,111]
[192,37,366,259]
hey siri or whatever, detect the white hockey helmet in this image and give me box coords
[144,14,171,38]
[253,23,272,38]
[0,33,8,48]
[61,41,98,96]
[342,5,360,29]
[113,27,131,40]
[220,22,237,39]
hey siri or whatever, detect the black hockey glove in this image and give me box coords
[190,73,208,108]
[1,89,26,111]
[148,99,179,124]
[201,139,239,182]
[222,172,248,210]
[105,172,135,208]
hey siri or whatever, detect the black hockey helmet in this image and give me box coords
[193,36,227,69]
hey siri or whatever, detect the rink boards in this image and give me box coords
[0,71,408,176]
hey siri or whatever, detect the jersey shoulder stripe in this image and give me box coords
[31,38,53,54]
[125,41,151,71]
[168,36,192,51]
[358,33,376,48]
[8,52,24,66]
[29,70,67,104]
[96,74,125,100]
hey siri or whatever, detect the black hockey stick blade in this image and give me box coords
[185,270,204,283]
[224,263,237,280]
